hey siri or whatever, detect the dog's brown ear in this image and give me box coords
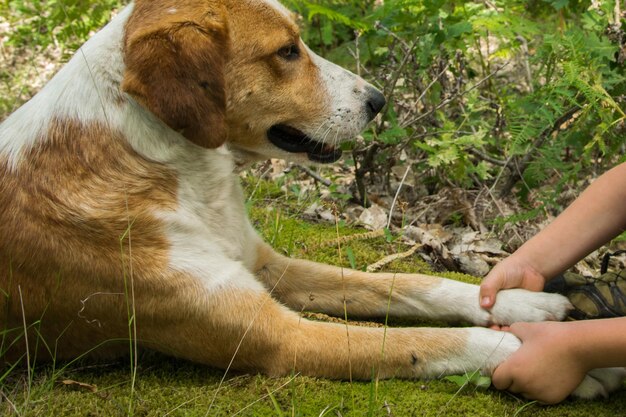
[122,1,229,148]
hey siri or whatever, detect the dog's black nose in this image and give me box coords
[365,87,386,121]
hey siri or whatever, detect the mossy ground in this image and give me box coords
[8,359,626,416]
[2,177,626,416]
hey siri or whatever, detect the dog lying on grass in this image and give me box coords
[0,0,623,399]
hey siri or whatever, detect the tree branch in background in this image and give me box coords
[499,106,582,198]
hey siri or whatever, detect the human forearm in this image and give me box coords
[567,317,626,371]
[479,162,626,309]
[514,162,626,280]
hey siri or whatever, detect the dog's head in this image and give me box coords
[122,0,385,164]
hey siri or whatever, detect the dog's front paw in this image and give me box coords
[572,367,626,399]
[488,289,572,326]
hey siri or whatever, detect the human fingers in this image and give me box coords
[489,324,511,331]
[491,363,515,391]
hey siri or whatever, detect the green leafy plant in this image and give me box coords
[445,370,492,391]
[286,0,626,222]
[5,0,126,50]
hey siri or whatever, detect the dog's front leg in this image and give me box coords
[254,243,571,326]
[128,266,618,399]
[138,276,519,379]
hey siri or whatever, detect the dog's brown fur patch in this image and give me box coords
[0,119,179,360]
[122,0,230,149]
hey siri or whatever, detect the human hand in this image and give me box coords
[491,321,587,404]
[479,256,547,310]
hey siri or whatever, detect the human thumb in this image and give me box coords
[479,274,502,310]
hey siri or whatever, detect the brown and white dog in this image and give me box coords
[0,0,622,398]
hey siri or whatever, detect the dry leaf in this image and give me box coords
[358,204,388,230]
[61,379,98,393]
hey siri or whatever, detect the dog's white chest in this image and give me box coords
[157,150,263,290]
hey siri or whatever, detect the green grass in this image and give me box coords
[1,177,626,416]
[5,354,626,416]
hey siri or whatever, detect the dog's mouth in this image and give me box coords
[267,124,342,163]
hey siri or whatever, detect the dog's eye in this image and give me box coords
[277,44,300,61]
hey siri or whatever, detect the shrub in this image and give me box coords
[286,0,626,212]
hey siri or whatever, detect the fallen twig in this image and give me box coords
[366,243,423,272]
[296,165,332,187]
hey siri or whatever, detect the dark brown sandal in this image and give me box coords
[544,251,626,320]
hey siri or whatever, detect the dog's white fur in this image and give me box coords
[0,0,622,398]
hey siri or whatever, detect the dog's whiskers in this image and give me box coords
[310,119,331,141]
